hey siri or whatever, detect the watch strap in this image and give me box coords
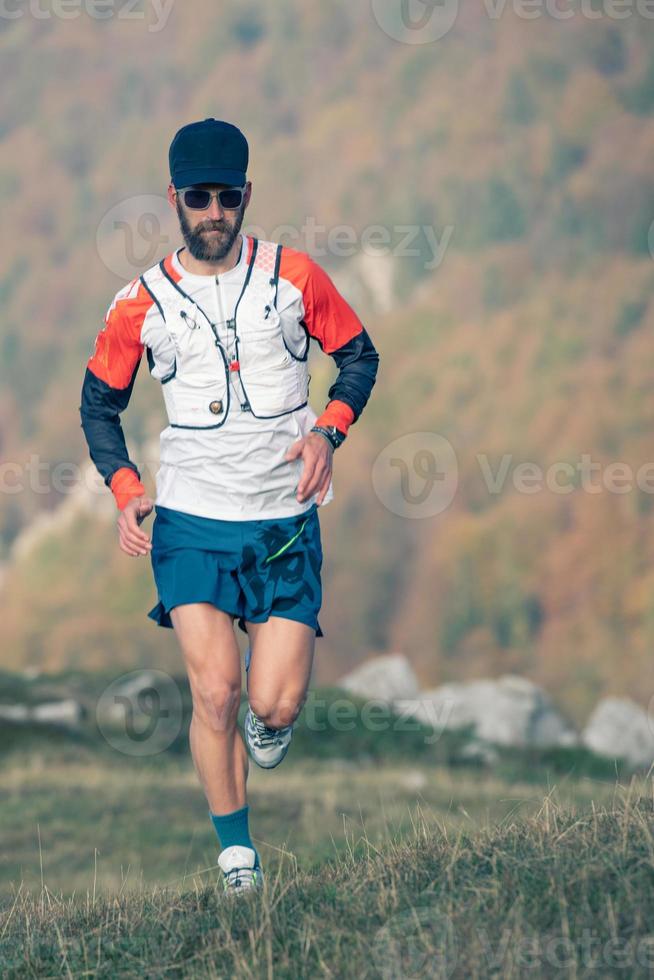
[310,425,346,450]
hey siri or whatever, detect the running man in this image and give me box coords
[79,118,379,895]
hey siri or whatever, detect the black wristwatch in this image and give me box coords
[310,425,346,451]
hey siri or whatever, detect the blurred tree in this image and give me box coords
[503,70,537,126]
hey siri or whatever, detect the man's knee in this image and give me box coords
[192,677,241,732]
[249,694,303,730]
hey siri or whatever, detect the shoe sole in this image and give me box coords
[249,747,290,769]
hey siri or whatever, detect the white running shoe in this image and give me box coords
[217,845,263,895]
[244,706,293,769]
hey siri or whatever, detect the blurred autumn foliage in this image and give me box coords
[1,3,654,721]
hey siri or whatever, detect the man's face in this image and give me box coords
[173,182,250,262]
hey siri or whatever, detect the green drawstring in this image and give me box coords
[264,518,308,564]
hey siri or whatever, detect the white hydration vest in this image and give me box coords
[139,238,310,428]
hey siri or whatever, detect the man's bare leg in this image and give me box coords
[245,616,316,730]
[169,602,247,813]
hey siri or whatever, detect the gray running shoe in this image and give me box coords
[244,706,293,769]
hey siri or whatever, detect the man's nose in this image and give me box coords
[205,198,224,219]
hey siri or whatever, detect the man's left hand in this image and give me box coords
[285,432,333,504]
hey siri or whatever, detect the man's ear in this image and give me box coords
[167,182,177,209]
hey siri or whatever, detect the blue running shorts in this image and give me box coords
[147,502,324,637]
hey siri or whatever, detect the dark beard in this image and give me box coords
[176,199,245,262]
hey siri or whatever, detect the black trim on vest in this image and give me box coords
[272,243,282,308]
[227,238,259,412]
[158,258,190,302]
[167,339,231,430]
[158,243,256,353]
[232,239,309,417]
[146,345,177,384]
[140,275,165,320]
[283,318,310,363]
[144,240,308,420]
[152,259,235,425]
[142,276,177,383]
[233,237,258,324]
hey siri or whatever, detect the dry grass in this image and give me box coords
[0,743,651,977]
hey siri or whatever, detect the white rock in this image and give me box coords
[0,704,30,722]
[332,252,397,316]
[99,670,163,725]
[0,699,82,727]
[31,699,83,727]
[338,654,420,703]
[111,670,161,701]
[582,697,654,769]
[400,674,577,749]
[400,769,428,791]
[460,741,500,765]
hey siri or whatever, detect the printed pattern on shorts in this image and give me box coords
[237,509,323,625]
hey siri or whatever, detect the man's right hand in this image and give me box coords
[117,495,155,556]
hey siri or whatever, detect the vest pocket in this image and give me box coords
[242,360,305,416]
[240,308,290,371]
[164,376,228,428]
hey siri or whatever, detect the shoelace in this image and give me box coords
[249,711,290,747]
[223,866,258,890]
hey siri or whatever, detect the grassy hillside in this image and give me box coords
[0,672,647,975]
[1,4,654,715]
[1,784,651,978]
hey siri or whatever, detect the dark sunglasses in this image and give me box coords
[179,186,246,211]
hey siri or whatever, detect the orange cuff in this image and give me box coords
[315,400,355,436]
[110,467,147,510]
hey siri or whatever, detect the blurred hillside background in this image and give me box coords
[1,0,654,725]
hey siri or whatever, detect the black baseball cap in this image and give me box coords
[169,118,249,189]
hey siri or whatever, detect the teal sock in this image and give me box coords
[210,805,261,870]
